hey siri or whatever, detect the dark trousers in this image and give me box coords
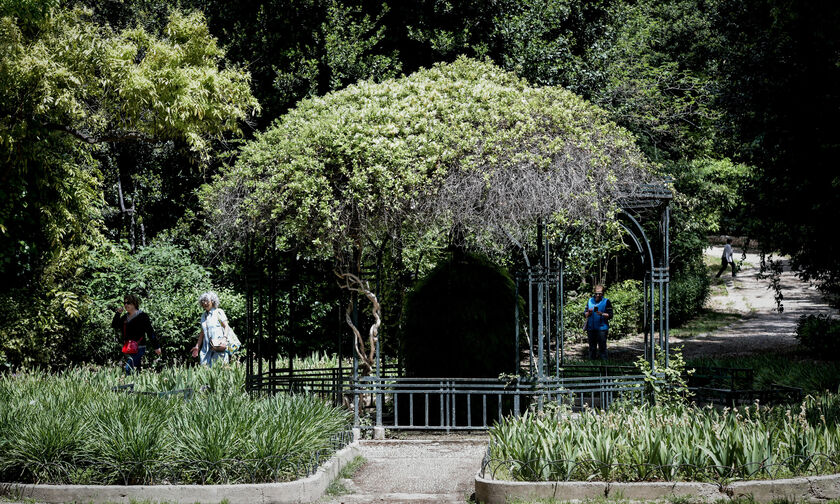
[587,329,608,360]
[124,345,146,374]
[716,259,736,277]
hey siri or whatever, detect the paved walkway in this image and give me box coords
[320,436,487,504]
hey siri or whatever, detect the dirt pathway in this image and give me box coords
[569,246,838,360]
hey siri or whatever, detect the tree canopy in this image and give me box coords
[211,57,655,271]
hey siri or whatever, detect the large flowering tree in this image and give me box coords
[209,57,654,373]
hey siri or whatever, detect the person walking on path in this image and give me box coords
[584,284,613,360]
[716,237,737,278]
[112,294,162,374]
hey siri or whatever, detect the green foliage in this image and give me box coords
[563,280,643,342]
[488,0,618,94]
[669,158,751,235]
[0,239,244,370]
[218,56,651,271]
[592,0,721,161]
[74,241,243,365]
[0,246,95,369]
[796,314,840,359]
[669,262,710,326]
[176,0,400,124]
[489,397,840,482]
[0,364,349,484]
[0,5,258,161]
[0,3,258,369]
[401,252,519,378]
[635,347,693,407]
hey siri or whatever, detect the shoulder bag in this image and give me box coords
[121,318,142,354]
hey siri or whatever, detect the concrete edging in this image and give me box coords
[475,472,840,503]
[0,442,361,504]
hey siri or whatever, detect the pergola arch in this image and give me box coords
[514,182,672,382]
[220,58,676,428]
[244,180,673,432]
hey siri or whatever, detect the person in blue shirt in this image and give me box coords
[584,284,614,360]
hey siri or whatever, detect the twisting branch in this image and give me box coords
[335,271,381,376]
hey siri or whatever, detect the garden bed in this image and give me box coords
[2,441,361,504]
[477,396,840,502]
[0,365,350,485]
[475,472,840,503]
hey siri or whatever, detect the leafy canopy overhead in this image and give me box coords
[212,57,654,269]
[0,5,259,159]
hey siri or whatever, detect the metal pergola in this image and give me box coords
[244,181,674,430]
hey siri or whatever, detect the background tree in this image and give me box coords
[0,3,258,368]
[713,0,840,299]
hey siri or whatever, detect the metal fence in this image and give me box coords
[246,363,803,431]
[351,374,649,431]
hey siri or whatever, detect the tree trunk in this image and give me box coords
[336,271,380,376]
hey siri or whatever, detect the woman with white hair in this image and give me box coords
[191,291,230,367]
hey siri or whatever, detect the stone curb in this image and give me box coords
[475,472,840,503]
[0,442,360,504]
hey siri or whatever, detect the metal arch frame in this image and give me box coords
[516,190,672,380]
[244,183,673,427]
[616,206,670,371]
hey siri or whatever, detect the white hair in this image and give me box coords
[198,291,220,308]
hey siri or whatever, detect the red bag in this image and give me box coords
[122,340,139,354]
[121,319,142,354]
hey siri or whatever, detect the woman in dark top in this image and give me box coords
[111,293,161,374]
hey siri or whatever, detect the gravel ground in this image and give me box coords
[568,246,838,360]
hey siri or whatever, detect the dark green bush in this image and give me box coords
[796,313,840,358]
[669,265,710,326]
[401,252,519,378]
[70,241,243,366]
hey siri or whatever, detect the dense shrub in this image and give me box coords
[669,263,710,326]
[0,364,349,484]
[563,280,643,341]
[796,313,840,358]
[401,252,519,378]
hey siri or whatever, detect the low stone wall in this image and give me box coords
[475,472,840,503]
[0,442,360,504]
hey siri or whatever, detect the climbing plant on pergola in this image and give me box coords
[208,57,658,376]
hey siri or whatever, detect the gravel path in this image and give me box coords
[569,246,838,360]
[320,436,487,504]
